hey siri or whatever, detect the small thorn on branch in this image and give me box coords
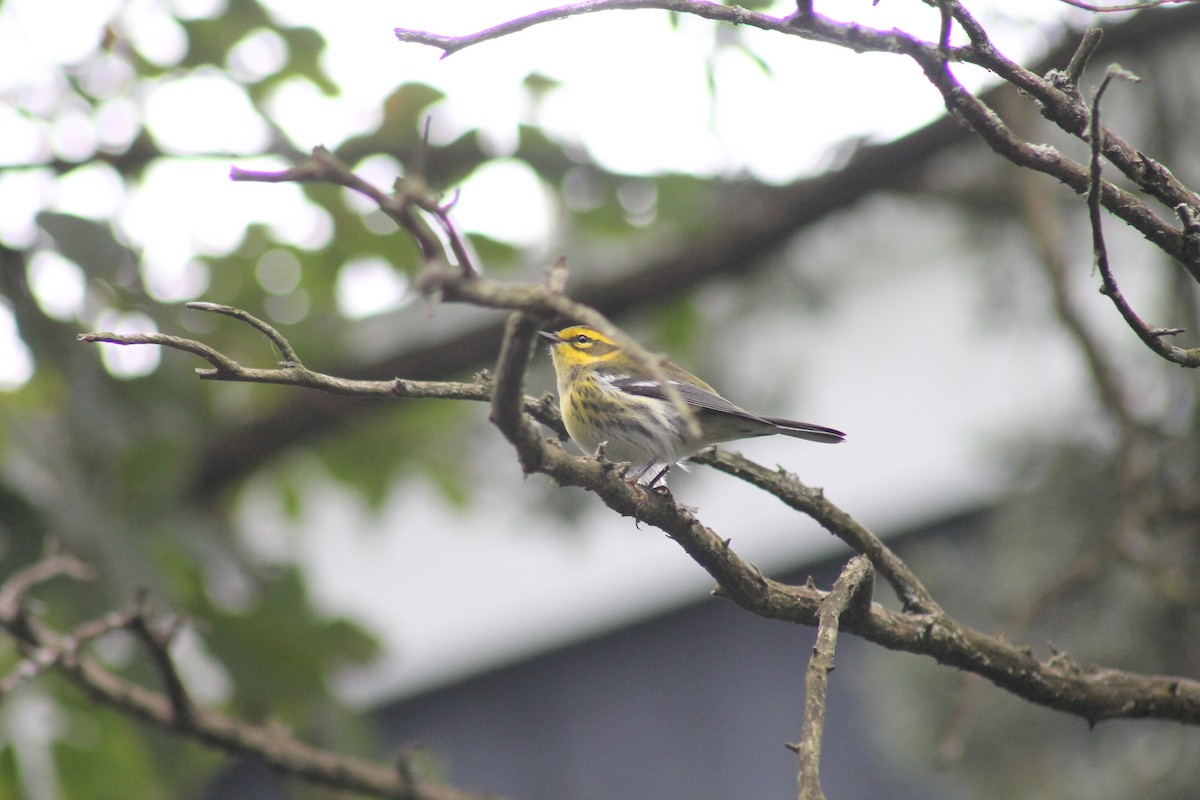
[545,256,569,295]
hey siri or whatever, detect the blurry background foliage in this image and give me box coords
[1,0,1199,798]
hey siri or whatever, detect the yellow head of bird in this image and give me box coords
[538,326,621,370]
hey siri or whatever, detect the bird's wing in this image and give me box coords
[609,377,765,421]
[610,376,846,444]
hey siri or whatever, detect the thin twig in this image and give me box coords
[396,1,734,57]
[1088,66,1200,366]
[936,0,954,63]
[435,190,479,277]
[695,449,938,614]
[0,608,129,697]
[125,591,194,728]
[78,317,566,435]
[186,302,300,365]
[795,556,874,800]
[1065,27,1104,87]
[0,552,94,619]
[1011,136,1139,432]
[77,330,246,376]
[1057,0,1199,11]
[232,147,468,273]
[0,550,95,646]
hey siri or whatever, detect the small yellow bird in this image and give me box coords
[540,325,844,484]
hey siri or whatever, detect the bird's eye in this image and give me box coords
[572,334,591,345]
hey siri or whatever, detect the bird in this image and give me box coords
[539,325,844,485]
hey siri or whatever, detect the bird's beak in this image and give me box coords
[538,330,562,344]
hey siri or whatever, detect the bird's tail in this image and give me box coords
[762,417,846,444]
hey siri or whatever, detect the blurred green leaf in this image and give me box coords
[200,567,380,722]
[464,232,521,271]
[279,27,337,95]
[181,1,274,69]
[522,72,561,99]
[376,83,447,153]
[54,707,168,800]
[0,744,22,800]
[314,401,471,509]
[654,294,701,356]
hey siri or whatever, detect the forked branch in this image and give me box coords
[1086,66,1200,366]
[0,552,490,800]
[78,302,566,432]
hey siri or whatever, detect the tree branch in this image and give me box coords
[1011,131,1141,433]
[0,554,498,800]
[79,302,567,436]
[1061,25,1105,90]
[795,556,874,800]
[396,1,811,57]
[1087,66,1200,366]
[695,449,937,614]
[0,548,94,645]
[490,310,555,477]
[232,146,477,274]
[124,590,195,728]
[1057,0,1199,11]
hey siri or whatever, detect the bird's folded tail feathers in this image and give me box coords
[611,376,846,444]
[761,417,846,444]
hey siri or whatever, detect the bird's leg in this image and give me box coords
[646,464,671,487]
[613,458,644,483]
[628,463,658,522]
